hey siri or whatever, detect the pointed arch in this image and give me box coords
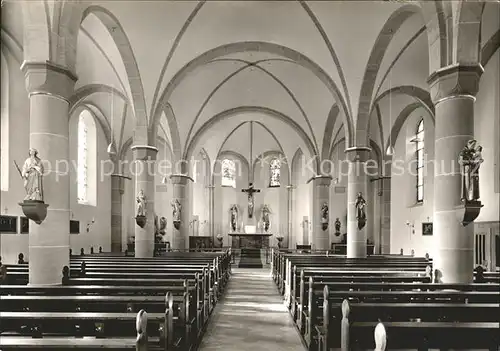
[185,106,317,172]
[81,5,148,140]
[355,3,423,146]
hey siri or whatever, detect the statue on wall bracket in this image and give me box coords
[355,192,367,230]
[334,218,341,236]
[321,203,329,231]
[135,190,147,228]
[457,139,484,226]
[261,204,271,232]
[17,148,49,225]
[229,204,239,232]
[171,199,182,230]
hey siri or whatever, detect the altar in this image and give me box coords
[228,233,272,249]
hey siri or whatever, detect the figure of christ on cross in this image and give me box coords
[241,182,261,218]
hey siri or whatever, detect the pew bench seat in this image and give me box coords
[1,284,194,294]
[0,311,168,337]
[0,295,189,313]
[0,336,162,350]
[348,321,500,351]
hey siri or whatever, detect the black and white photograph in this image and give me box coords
[0,0,499,350]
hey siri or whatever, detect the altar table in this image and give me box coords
[228,233,272,249]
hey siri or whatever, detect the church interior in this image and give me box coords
[0,0,499,350]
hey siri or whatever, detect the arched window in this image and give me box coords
[269,158,281,187]
[221,159,236,188]
[1,53,9,191]
[415,119,424,203]
[77,110,96,205]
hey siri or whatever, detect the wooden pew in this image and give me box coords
[0,309,164,350]
[314,292,500,351]
[343,320,499,351]
[306,285,500,351]
[274,253,432,292]
[1,252,231,350]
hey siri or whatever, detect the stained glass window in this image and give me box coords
[415,119,424,203]
[221,159,236,188]
[269,158,281,187]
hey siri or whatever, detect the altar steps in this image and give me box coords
[238,249,263,268]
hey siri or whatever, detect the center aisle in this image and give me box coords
[198,268,305,351]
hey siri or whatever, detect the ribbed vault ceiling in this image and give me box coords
[1,0,498,167]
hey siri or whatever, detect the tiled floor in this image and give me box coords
[198,268,305,351]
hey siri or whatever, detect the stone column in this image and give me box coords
[22,61,77,285]
[110,173,129,253]
[131,145,158,258]
[170,174,194,250]
[286,185,295,249]
[379,176,391,254]
[345,147,371,258]
[427,64,483,283]
[208,184,215,239]
[308,175,332,250]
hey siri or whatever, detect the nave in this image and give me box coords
[1,248,499,350]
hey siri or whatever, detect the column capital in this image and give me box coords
[21,60,78,102]
[345,146,371,162]
[170,174,194,185]
[306,175,332,186]
[131,145,158,160]
[427,63,484,104]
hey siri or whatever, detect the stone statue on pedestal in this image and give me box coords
[355,192,367,230]
[459,139,483,202]
[159,217,167,235]
[229,205,238,232]
[20,148,44,201]
[171,199,181,222]
[335,218,341,236]
[261,204,271,232]
[321,203,329,231]
[136,190,146,217]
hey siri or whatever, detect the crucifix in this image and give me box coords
[242,183,260,219]
[241,121,261,218]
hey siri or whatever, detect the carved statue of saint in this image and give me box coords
[136,190,146,217]
[261,205,271,232]
[171,199,181,222]
[229,205,238,232]
[355,192,367,230]
[459,140,483,202]
[321,203,329,223]
[159,217,167,235]
[335,218,341,233]
[20,148,44,201]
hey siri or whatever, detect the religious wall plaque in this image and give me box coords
[0,215,17,233]
[70,220,80,234]
[20,216,29,234]
[422,222,433,236]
